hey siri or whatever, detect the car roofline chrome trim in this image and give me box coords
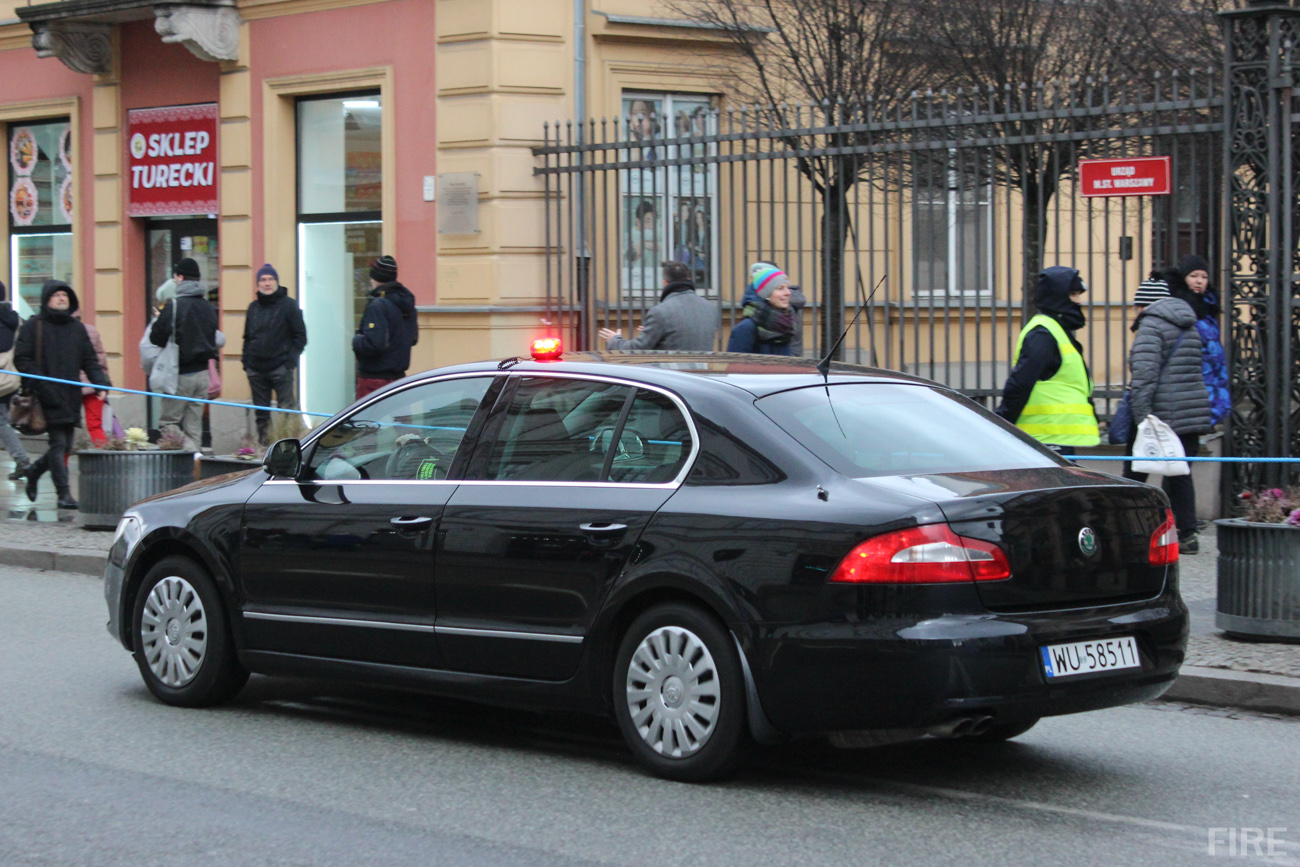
[242,610,584,643]
[288,369,700,489]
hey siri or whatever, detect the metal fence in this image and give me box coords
[534,70,1224,415]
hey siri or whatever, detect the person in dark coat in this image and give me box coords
[150,258,219,450]
[1164,254,1230,426]
[726,263,797,356]
[598,260,720,352]
[1,281,32,479]
[12,280,110,509]
[1122,275,1212,554]
[243,263,307,444]
[741,261,807,357]
[353,255,418,399]
[996,266,1099,453]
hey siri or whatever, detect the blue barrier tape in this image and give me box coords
[1071,455,1300,463]
[0,369,336,418]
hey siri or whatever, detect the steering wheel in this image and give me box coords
[384,437,447,480]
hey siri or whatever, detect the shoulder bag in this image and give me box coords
[9,321,47,435]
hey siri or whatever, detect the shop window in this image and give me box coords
[8,118,73,317]
[295,92,383,414]
[621,93,717,295]
[912,149,993,301]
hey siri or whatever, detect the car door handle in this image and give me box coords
[579,522,627,534]
[391,516,434,529]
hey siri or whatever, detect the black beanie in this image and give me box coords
[370,255,398,284]
[1177,254,1211,277]
[173,257,201,280]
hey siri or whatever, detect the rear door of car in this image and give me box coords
[238,375,500,668]
[434,374,696,680]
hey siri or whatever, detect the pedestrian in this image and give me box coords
[12,280,111,509]
[1,280,33,481]
[743,261,807,356]
[74,309,110,447]
[242,263,307,444]
[726,262,796,356]
[1122,275,1212,554]
[150,257,218,450]
[598,260,720,352]
[353,255,418,399]
[1165,254,1230,427]
[139,279,177,378]
[996,266,1099,454]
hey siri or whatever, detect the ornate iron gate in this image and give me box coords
[534,74,1224,420]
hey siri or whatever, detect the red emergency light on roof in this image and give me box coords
[531,337,563,361]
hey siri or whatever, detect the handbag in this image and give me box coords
[208,358,222,398]
[139,318,161,375]
[1131,414,1190,476]
[1111,330,1188,445]
[148,300,181,395]
[0,345,18,399]
[9,321,47,435]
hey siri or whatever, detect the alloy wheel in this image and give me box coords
[625,625,721,758]
[139,576,208,688]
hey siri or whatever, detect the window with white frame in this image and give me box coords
[8,118,73,317]
[621,93,717,294]
[912,149,993,299]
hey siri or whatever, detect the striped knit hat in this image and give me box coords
[1134,277,1171,307]
[749,262,789,300]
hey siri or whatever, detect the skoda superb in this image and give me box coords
[104,351,1187,781]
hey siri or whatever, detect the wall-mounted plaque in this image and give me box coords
[437,172,479,234]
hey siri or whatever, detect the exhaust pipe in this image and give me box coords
[926,715,994,739]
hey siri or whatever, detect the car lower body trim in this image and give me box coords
[242,610,584,643]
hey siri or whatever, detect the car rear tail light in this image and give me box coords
[1148,509,1179,566]
[830,524,1011,584]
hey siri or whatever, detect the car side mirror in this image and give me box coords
[263,438,302,478]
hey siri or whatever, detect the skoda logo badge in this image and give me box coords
[1078,527,1098,556]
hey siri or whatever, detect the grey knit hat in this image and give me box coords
[1134,277,1171,306]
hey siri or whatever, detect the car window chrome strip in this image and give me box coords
[263,478,675,489]
[242,611,435,633]
[242,611,585,644]
[435,626,585,644]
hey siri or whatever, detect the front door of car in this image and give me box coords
[239,375,498,668]
[436,376,696,680]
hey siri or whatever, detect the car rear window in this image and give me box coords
[756,383,1063,477]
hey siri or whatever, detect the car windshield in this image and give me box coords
[756,383,1064,477]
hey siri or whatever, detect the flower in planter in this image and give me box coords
[124,428,149,451]
[156,431,188,451]
[1288,510,1300,528]
[1238,485,1300,524]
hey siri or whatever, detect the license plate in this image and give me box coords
[1040,636,1141,679]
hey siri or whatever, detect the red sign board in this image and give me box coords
[1079,157,1171,197]
[126,103,218,216]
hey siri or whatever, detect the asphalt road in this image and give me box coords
[2,564,1299,867]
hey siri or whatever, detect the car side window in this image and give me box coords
[607,389,693,484]
[486,377,634,482]
[306,377,492,481]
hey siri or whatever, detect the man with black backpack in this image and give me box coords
[352,255,418,399]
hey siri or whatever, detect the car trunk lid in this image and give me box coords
[862,466,1170,611]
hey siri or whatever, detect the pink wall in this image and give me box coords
[118,21,220,387]
[249,0,439,303]
[0,49,94,315]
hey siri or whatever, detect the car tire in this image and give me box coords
[961,717,1040,743]
[612,603,750,782]
[131,555,248,708]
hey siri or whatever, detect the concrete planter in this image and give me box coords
[75,450,195,530]
[195,455,260,481]
[1216,518,1300,641]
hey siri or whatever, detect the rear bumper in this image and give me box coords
[748,588,1188,734]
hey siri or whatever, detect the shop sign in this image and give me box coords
[126,103,218,216]
[1078,157,1171,197]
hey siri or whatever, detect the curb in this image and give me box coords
[0,544,106,577]
[1162,665,1300,715]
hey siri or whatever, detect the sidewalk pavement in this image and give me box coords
[2,453,1298,714]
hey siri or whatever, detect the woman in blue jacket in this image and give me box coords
[1165,255,1230,426]
[726,263,796,355]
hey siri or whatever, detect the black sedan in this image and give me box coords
[103,351,1187,781]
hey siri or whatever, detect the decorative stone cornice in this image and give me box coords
[31,21,114,74]
[154,4,241,62]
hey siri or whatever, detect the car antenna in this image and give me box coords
[816,273,887,381]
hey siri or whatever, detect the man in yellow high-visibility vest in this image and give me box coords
[996,266,1100,454]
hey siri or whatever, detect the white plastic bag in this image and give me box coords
[1131,414,1190,476]
[147,301,180,395]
